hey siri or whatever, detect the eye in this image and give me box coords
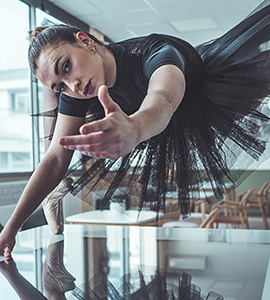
[64,59,70,73]
[60,82,66,92]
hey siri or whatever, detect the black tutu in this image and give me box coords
[69,269,224,300]
[38,2,270,215]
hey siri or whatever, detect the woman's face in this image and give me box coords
[36,33,106,99]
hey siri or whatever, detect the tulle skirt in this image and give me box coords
[69,269,224,300]
[40,1,270,216]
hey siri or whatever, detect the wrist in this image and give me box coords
[129,114,145,145]
[2,222,19,238]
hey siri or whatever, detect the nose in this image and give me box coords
[66,79,80,93]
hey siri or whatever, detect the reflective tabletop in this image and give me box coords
[0,225,270,299]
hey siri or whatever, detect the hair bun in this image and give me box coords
[29,26,49,44]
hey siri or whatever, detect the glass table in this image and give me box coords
[0,224,269,299]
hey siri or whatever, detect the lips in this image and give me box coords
[83,80,92,96]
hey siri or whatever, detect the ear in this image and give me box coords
[76,31,94,48]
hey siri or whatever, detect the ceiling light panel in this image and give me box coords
[171,17,218,33]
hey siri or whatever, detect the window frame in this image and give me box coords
[0,0,89,182]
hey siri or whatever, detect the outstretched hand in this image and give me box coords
[60,85,139,159]
[0,231,15,259]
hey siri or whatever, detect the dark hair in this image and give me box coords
[28,24,103,75]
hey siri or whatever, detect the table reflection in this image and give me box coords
[0,225,269,299]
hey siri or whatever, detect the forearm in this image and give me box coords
[4,154,70,236]
[131,65,185,144]
[2,266,47,299]
[130,91,177,144]
[43,86,59,152]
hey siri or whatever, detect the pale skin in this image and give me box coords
[0,31,185,258]
[42,86,59,151]
[0,259,48,299]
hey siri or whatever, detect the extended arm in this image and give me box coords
[60,65,185,158]
[0,113,84,257]
[0,259,48,299]
[43,85,60,152]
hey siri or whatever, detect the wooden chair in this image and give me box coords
[262,181,270,218]
[245,181,269,230]
[199,206,220,228]
[200,189,252,229]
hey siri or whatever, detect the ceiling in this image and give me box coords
[48,0,263,46]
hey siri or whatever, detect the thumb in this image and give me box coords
[98,85,118,116]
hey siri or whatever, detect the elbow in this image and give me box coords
[158,84,186,117]
[171,79,186,114]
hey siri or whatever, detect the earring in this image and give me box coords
[91,43,96,54]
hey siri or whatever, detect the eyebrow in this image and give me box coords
[50,55,64,91]
[55,56,63,75]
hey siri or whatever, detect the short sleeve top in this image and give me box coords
[59,34,204,117]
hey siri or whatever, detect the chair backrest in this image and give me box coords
[245,182,269,206]
[200,189,253,229]
[262,181,270,197]
[247,181,268,198]
[199,206,220,228]
[238,189,253,208]
[235,190,247,203]
[260,181,269,193]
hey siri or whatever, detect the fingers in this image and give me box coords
[60,125,117,147]
[59,85,126,158]
[80,150,121,160]
[80,118,112,135]
[98,85,118,116]
[61,141,121,159]
[59,125,105,147]
[4,245,12,259]
[60,135,86,147]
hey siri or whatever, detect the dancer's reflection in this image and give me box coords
[0,258,47,299]
[43,233,111,300]
[42,234,223,300]
[0,256,224,300]
[42,234,76,300]
[71,269,224,300]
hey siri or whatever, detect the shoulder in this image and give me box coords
[109,33,197,54]
[138,34,187,78]
[108,34,188,63]
[108,34,184,54]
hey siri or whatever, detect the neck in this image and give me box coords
[97,45,116,88]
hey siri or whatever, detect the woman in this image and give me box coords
[1,2,270,258]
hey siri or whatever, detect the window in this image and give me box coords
[11,91,30,113]
[0,0,31,173]
[0,0,89,174]
[0,2,90,290]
